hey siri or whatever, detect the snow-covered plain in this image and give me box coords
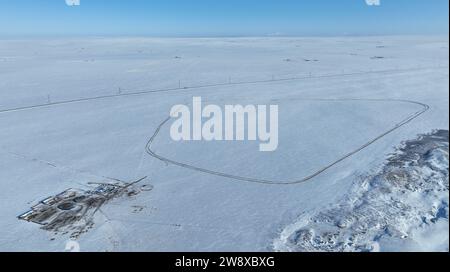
[0,36,448,252]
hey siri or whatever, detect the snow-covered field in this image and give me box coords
[0,36,448,252]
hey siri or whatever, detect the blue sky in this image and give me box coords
[0,0,448,37]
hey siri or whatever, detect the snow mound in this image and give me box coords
[275,130,449,252]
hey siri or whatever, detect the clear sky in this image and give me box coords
[0,0,448,37]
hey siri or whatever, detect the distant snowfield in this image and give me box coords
[0,37,448,252]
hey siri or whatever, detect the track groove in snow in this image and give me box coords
[0,66,437,185]
[145,98,430,185]
[0,66,442,115]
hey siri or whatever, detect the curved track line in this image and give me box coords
[145,98,430,185]
[0,67,436,185]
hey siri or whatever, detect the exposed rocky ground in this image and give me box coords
[278,130,449,252]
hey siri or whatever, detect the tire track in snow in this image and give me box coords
[145,98,430,185]
[0,66,436,185]
[1,148,125,183]
[0,66,442,115]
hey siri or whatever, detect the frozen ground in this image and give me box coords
[275,130,449,252]
[0,36,448,251]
